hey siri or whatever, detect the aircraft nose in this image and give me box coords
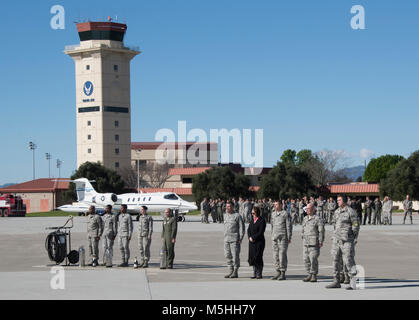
[189,202,198,210]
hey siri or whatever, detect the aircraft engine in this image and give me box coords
[92,193,118,206]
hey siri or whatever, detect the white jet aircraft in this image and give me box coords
[57,178,198,219]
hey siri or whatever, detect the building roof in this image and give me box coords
[0,178,70,193]
[138,188,193,195]
[131,142,218,151]
[328,183,379,194]
[168,167,212,176]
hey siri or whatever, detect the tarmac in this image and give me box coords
[0,214,418,300]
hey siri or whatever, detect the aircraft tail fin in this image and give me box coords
[73,178,98,202]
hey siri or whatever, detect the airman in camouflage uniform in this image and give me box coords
[302,203,325,283]
[316,196,325,220]
[117,204,133,267]
[102,205,116,267]
[290,200,298,225]
[87,205,103,267]
[223,202,245,279]
[382,196,393,225]
[200,198,210,224]
[372,197,382,225]
[271,201,292,280]
[210,199,218,223]
[217,199,224,223]
[326,195,360,290]
[327,198,337,225]
[298,199,306,225]
[403,195,413,225]
[363,197,373,225]
[137,206,153,268]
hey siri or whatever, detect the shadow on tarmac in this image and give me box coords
[363,277,419,289]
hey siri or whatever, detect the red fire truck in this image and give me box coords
[0,194,26,217]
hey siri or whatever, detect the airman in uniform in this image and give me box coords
[210,199,218,223]
[290,199,298,225]
[102,205,116,268]
[201,198,210,224]
[161,208,178,269]
[326,195,360,290]
[316,196,325,220]
[302,203,325,283]
[217,199,224,223]
[327,197,337,225]
[137,206,153,268]
[271,201,292,280]
[372,197,382,225]
[363,197,373,225]
[298,199,306,225]
[223,202,245,279]
[87,205,103,267]
[117,204,133,267]
[403,195,413,225]
[382,196,393,225]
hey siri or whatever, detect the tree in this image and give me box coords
[380,151,419,201]
[298,149,349,185]
[192,167,251,203]
[296,149,313,166]
[363,155,404,182]
[120,164,149,190]
[258,162,315,199]
[147,162,171,188]
[280,149,297,165]
[62,162,125,202]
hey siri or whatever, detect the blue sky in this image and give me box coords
[0,0,418,184]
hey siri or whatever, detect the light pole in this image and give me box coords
[135,149,142,193]
[45,153,51,178]
[29,141,37,180]
[56,159,63,178]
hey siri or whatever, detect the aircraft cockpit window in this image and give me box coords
[164,194,179,200]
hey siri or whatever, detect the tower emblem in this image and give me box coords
[83,81,94,96]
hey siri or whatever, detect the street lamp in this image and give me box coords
[135,149,142,193]
[56,159,63,178]
[45,153,52,178]
[29,141,37,180]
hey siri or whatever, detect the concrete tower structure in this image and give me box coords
[65,21,139,171]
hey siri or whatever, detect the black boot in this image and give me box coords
[251,266,257,279]
[256,266,263,279]
[272,271,281,280]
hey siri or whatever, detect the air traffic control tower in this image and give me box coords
[65,21,140,171]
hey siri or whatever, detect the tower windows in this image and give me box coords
[88,148,92,154]
[114,120,119,127]
[115,148,120,155]
[87,135,91,140]
[114,64,118,72]
[115,162,119,168]
[87,121,91,126]
[115,134,119,141]
[86,65,90,70]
